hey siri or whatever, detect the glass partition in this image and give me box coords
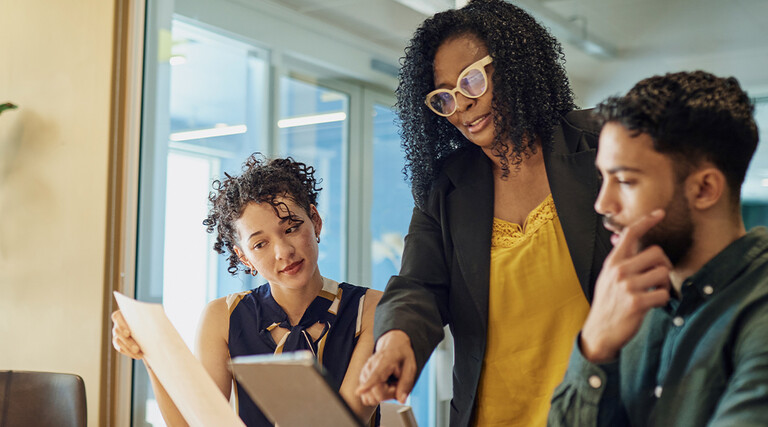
[370,103,412,291]
[134,18,269,425]
[278,76,350,281]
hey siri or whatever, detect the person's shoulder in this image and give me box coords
[562,109,599,132]
[338,283,382,305]
[197,296,231,344]
[223,284,267,316]
[430,145,488,194]
[202,296,230,320]
[364,288,383,306]
[339,282,381,296]
[558,109,601,151]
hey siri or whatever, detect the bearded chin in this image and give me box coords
[638,194,695,266]
[639,227,693,266]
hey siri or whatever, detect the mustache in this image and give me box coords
[602,216,624,232]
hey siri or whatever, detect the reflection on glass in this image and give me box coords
[278,76,349,281]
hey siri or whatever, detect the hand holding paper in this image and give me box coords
[113,292,245,427]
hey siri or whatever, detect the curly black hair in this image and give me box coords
[397,0,575,207]
[203,154,322,275]
[594,70,758,205]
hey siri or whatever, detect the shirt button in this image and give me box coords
[673,316,685,327]
[654,385,663,398]
[588,375,602,389]
[703,285,714,295]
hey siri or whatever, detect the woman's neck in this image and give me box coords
[483,137,540,173]
[486,140,545,177]
[269,269,324,326]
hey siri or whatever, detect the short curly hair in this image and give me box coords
[397,0,575,207]
[203,154,322,275]
[594,70,758,205]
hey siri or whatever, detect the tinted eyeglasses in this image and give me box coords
[425,55,493,117]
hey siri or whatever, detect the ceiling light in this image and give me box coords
[392,0,455,16]
[277,112,347,128]
[169,124,247,141]
[169,55,187,66]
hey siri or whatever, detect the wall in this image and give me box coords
[0,1,115,426]
[570,47,768,108]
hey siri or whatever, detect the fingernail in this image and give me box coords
[651,209,663,217]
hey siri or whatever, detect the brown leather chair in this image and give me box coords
[0,370,86,427]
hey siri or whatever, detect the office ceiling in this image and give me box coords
[269,0,768,201]
[271,0,768,93]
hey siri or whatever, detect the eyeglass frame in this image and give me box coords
[424,55,494,117]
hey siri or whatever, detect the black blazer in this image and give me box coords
[374,110,613,427]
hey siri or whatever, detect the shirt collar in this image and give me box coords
[682,226,768,296]
[262,277,340,329]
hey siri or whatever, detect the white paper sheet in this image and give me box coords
[114,291,245,427]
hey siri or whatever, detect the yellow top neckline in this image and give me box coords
[492,194,556,248]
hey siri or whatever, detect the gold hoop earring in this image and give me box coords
[250,269,257,277]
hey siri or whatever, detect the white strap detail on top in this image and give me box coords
[321,276,340,295]
[274,328,290,354]
[324,277,343,315]
[355,293,366,337]
[226,290,252,315]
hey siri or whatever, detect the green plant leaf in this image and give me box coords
[0,103,18,115]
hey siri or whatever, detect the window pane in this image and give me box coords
[369,102,435,425]
[370,103,412,291]
[278,76,349,281]
[134,18,268,426]
[743,100,768,229]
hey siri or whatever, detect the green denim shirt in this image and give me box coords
[549,227,768,427]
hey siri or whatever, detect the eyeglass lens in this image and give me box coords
[460,69,486,97]
[429,68,487,115]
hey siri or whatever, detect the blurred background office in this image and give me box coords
[1,0,767,426]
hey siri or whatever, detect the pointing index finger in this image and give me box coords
[613,209,665,260]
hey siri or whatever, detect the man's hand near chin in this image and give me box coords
[581,209,673,363]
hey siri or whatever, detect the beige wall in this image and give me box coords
[0,1,116,426]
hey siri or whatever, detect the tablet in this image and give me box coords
[230,351,364,427]
[379,402,418,427]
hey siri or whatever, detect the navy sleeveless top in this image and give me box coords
[227,277,375,426]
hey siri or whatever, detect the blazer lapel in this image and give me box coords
[544,122,601,301]
[445,148,494,330]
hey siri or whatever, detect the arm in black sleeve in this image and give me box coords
[373,205,451,377]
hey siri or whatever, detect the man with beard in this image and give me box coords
[548,71,768,427]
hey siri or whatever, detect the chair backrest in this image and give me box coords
[0,370,87,427]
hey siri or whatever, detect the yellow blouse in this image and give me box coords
[473,194,590,427]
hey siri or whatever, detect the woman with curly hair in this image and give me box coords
[112,154,381,426]
[357,0,612,425]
